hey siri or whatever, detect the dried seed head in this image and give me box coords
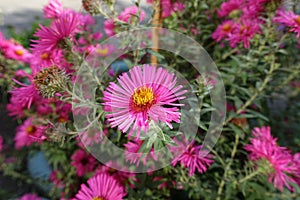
[33,65,68,98]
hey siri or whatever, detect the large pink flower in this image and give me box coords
[273,10,300,38]
[14,117,46,149]
[32,10,80,52]
[43,0,63,19]
[245,126,298,191]
[103,65,186,137]
[170,137,214,176]
[212,20,235,42]
[71,149,97,177]
[1,40,31,62]
[73,173,127,200]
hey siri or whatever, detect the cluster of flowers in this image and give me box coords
[0,0,214,199]
[212,0,300,48]
[245,126,300,191]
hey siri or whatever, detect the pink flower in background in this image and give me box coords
[245,126,298,191]
[0,135,3,152]
[274,10,300,38]
[14,118,46,149]
[227,19,261,48]
[124,139,157,165]
[32,10,80,52]
[30,49,66,74]
[2,41,31,62]
[7,83,39,117]
[104,6,146,36]
[292,153,300,187]
[212,20,235,42]
[43,0,64,19]
[71,149,97,177]
[217,0,244,18]
[170,137,214,176]
[18,193,42,200]
[103,65,186,137]
[73,173,127,200]
[95,161,136,188]
[50,170,65,188]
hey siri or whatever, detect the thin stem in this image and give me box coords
[216,134,239,200]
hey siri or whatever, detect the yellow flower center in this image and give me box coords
[222,23,232,32]
[92,197,104,200]
[132,86,155,110]
[96,47,109,56]
[294,15,300,26]
[26,125,36,135]
[40,52,49,60]
[15,49,24,56]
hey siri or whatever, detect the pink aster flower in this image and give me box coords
[227,19,261,48]
[32,10,80,52]
[18,193,42,200]
[71,149,97,177]
[7,82,39,117]
[124,139,157,166]
[212,20,235,42]
[73,173,127,200]
[14,117,46,149]
[43,0,63,19]
[245,126,298,191]
[146,0,184,18]
[104,6,146,36]
[274,10,300,38]
[103,65,186,137]
[217,0,244,18]
[2,40,31,62]
[170,137,214,176]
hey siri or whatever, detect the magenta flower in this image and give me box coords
[18,193,42,200]
[245,126,298,191]
[274,10,300,38]
[2,41,31,62]
[7,83,39,117]
[103,65,186,137]
[71,149,97,177]
[146,0,184,18]
[227,19,261,48]
[14,117,46,149]
[170,137,214,176]
[217,0,244,18]
[43,0,63,19]
[73,173,127,200]
[32,10,80,52]
[212,20,235,42]
[0,135,3,152]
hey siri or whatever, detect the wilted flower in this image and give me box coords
[33,65,68,98]
[170,137,214,176]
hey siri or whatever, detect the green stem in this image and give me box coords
[237,170,261,184]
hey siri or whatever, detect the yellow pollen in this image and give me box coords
[222,23,231,32]
[96,47,109,56]
[26,125,36,135]
[294,16,300,26]
[40,52,49,60]
[92,197,104,200]
[15,49,24,56]
[132,86,154,107]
